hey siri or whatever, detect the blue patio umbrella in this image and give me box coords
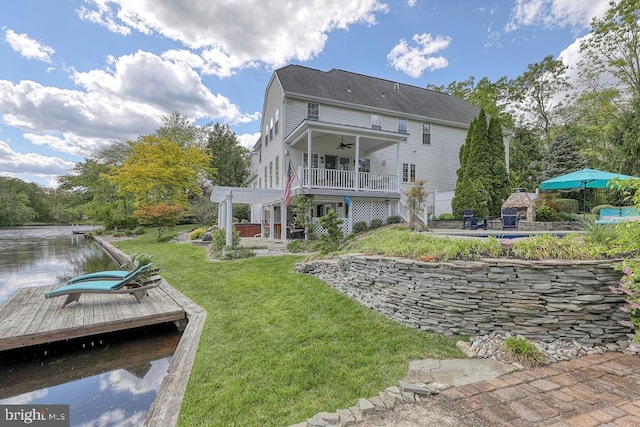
[539,168,639,212]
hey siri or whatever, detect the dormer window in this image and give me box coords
[371,114,381,130]
[398,117,408,134]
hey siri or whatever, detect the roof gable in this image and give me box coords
[275,65,479,126]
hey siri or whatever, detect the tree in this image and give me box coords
[427,76,514,128]
[580,0,640,103]
[406,180,427,230]
[0,177,36,226]
[509,55,572,135]
[108,135,212,206]
[451,176,489,218]
[133,203,187,239]
[608,98,640,176]
[542,133,584,181]
[206,123,250,187]
[509,128,545,191]
[155,111,207,148]
[487,116,511,214]
[291,194,314,240]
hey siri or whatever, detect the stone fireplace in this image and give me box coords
[502,190,536,221]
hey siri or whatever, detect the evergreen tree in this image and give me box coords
[542,133,584,180]
[487,116,511,215]
[465,110,491,181]
[509,127,544,191]
[451,176,489,218]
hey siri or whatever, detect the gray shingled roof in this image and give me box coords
[275,65,479,126]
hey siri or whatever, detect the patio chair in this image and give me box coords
[501,208,519,230]
[462,210,487,230]
[45,271,161,308]
[66,262,157,284]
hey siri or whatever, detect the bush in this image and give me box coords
[133,226,146,235]
[555,198,579,214]
[503,336,546,367]
[370,218,384,229]
[386,215,403,225]
[535,204,562,221]
[352,221,368,233]
[212,228,240,251]
[438,213,454,220]
[189,227,207,240]
[591,204,616,215]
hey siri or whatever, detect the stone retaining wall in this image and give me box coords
[296,256,629,345]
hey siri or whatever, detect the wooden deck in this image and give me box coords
[0,280,186,352]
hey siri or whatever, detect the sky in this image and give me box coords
[0,0,616,188]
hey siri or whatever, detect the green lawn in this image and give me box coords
[113,229,464,426]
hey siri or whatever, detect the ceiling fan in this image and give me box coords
[337,136,354,149]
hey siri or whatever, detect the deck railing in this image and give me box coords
[296,167,398,192]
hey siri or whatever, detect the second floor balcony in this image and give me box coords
[296,167,398,192]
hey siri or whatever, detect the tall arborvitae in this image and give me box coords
[452,109,508,218]
[487,116,511,216]
[465,109,491,182]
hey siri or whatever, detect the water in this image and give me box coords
[0,226,180,426]
[0,225,115,303]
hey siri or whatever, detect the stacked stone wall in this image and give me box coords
[296,256,628,345]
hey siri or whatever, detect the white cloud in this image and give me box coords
[4,29,55,62]
[237,132,261,150]
[406,0,418,6]
[0,389,48,405]
[0,50,259,163]
[387,33,451,78]
[77,0,389,77]
[0,140,75,177]
[505,0,614,32]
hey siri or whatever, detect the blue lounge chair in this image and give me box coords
[46,267,161,307]
[66,262,156,284]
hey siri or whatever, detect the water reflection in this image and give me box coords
[0,226,115,303]
[0,324,181,426]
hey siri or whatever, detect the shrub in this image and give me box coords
[370,218,383,229]
[133,226,146,235]
[555,198,579,214]
[510,234,605,260]
[581,217,617,246]
[535,204,562,221]
[352,221,368,234]
[503,336,546,367]
[386,215,403,225]
[318,211,344,255]
[189,227,207,240]
[220,247,255,260]
[591,204,616,215]
[438,213,454,220]
[212,228,240,251]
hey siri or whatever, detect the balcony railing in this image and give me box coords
[296,167,398,192]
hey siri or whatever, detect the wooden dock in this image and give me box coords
[0,280,186,352]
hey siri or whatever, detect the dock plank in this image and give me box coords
[0,281,186,352]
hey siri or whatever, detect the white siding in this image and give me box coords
[260,79,286,189]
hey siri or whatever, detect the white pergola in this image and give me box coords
[210,186,288,245]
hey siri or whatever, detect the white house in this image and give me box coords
[211,65,506,243]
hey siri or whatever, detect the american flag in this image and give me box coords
[283,161,295,207]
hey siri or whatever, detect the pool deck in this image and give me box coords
[0,279,187,352]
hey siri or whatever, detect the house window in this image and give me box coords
[307,102,319,120]
[422,122,431,145]
[275,155,280,186]
[264,166,267,188]
[264,124,269,146]
[303,153,319,168]
[358,158,371,173]
[259,147,261,163]
[274,108,279,134]
[269,117,274,140]
[371,114,381,130]
[398,118,408,134]
[269,161,273,188]
[402,163,416,182]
